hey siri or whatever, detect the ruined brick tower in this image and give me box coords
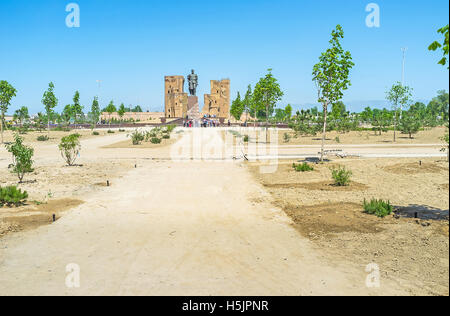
[165,76,188,118]
[202,79,230,119]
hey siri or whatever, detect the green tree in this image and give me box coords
[118,103,126,127]
[90,97,101,129]
[253,69,284,142]
[386,82,413,142]
[61,104,74,127]
[285,104,293,122]
[72,91,84,125]
[243,85,253,123]
[230,92,245,121]
[5,134,34,183]
[59,133,82,166]
[13,106,29,127]
[105,101,117,127]
[41,82,58,135]
[312,25,354,161]
[0,80,17,144]
[399,110,421,139]
[429,25,449,68]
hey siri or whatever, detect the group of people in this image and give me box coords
[183,115,231,128]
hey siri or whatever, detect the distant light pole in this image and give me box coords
[401,47,407,86]
[400,47,408,118]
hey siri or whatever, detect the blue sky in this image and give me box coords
[0,0,448,114]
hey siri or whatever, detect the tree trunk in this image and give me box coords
[266,103,269,144]
[320,102,328,162]
[0,113,4,144]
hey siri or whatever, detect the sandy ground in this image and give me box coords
[0,127,448,296]
[248,158,449,296]
[279,126,448,145]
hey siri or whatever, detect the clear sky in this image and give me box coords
[0,0,448,114]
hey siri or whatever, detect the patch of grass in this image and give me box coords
[128,130,145,145]
[151,137,162,144]
[330,166,352,186]
[293,162,314,172]
[37,135,49,142]
[283,133,291,143]
[0,186,29,207]
[363,199,394,218]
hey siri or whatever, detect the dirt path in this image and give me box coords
[0,129,414,295]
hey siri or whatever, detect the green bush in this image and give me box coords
[243,135,249,142]
[330,166,352,186]
[92,131,100,136]
[166,125,176,133]
[0,186,29,207]
[119,129,126,132]
[283,133,291,143]
[363,199,394,218]
[151,137,162,144]
[162,134,170,140]
[5,134,34,183]
[129,130,145,145]
[107,130,115,134]
[293,162,314,172]
[58,133,81,166]
[37,135,49,142]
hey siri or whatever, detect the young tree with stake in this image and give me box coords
[42,82,58,135]
[312,25,354,162]
[386,82,413,142]
[0,80,17,144]
[253,69,284,143]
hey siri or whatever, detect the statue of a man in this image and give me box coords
[187,69,198,96]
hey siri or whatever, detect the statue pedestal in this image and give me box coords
[187,96,200,119]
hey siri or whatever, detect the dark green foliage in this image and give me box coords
[243,135,249,142]
[129,130,145,145]
[151,137,162,144]
[37,135,49,141]
[293,162,314,172]
[330,166,352,186]
[0,186,29,207]
[107,130,115,134]
[5,134,34,183]
[92,131,100,136]
[363,199,394,218]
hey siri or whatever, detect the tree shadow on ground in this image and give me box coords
[395,204,449,221]
[297,157,332,163]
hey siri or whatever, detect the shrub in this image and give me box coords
[53,126,72,132]
[330,166,352,186]
[243,135,249,143]
[58,133,81,166]
[107,130,115,134]
[0,186,29,207]
[37,135,49,142]
[129,130,145,145]
[151,137,162,144]
[363,199,394,218]
[92,131,100,136]
[5,134,34,183]
[283,133,291,143]
[119,129,126,132]
[293,162,314,172]
[162,134,170,139]
[335,136,340,143]
[166,125,176,133]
